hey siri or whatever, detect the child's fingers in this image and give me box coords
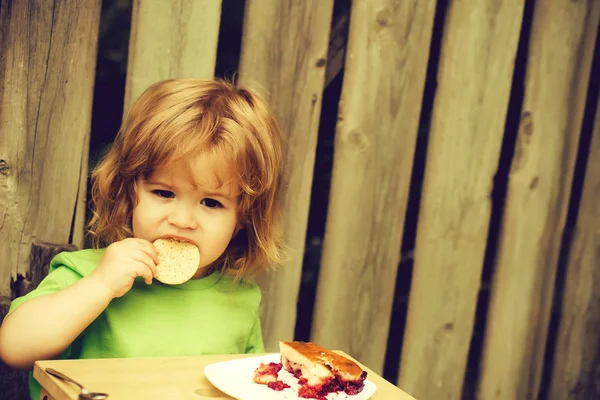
[129,238,160,265]
[143,241,160,265]
[135,262,154,285]
[144,270,153,285]
[145,256,159,278]
[134,250,159,278]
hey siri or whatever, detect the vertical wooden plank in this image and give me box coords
[311,0,436,374]
[548,99,600,400]
[238,0,334,351]
[124,0,222,111]
[398,2,524,398]
[479,2,600,399]
[0,0,101,297]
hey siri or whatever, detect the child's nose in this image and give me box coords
[167,204,198,229]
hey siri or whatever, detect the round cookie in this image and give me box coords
[153,238,200,284]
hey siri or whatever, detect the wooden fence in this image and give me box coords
[1,1,599,399]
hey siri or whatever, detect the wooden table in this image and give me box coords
[34,352,415,400]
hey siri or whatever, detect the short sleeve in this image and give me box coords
[7,264,82,315]
[246,312,265,353]
[7,249,102,316]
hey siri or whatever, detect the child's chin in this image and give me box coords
[192,266,211,279]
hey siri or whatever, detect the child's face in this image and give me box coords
[132,153,240,279]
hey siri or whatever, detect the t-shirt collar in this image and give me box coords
[163,270,221,290]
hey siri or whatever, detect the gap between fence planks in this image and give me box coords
[549,95,600,400]
[0,0,100,297]
[398,2,524,398]
[124,0,222,112]
[237,0,334,352]
[479,2,600,399]
[311,0,435,376]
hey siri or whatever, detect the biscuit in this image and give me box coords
[153,238,200,284]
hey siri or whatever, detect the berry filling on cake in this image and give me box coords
[253,362,290,391]
[253,341,367,399]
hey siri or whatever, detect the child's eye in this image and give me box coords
[201,198,222,208]
[152,190,174,199]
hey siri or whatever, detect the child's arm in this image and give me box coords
[0,238,158,369]
[0,275,113,368]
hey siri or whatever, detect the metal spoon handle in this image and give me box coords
[46,368,85,390]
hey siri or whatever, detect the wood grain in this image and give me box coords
[0,0,100,297]
[311,0,436,376]
[548,99,600,400]
[479,2,600,399]
[237,0,334,352]
[398,1,524,398]
[124,0,222,111]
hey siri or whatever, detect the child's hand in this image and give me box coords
[89,238,159,298]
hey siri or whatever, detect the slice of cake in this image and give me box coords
[279,341,367,398]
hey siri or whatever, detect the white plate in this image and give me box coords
[204,354,377,400]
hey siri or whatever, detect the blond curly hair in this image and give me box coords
[88,78,284,278]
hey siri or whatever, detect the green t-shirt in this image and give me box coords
[7,249,264,400]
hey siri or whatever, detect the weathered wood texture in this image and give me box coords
[311,0,436,376]
[124,0,222,111]
[548,102,600,399]
[0,0,100,298]
[398,2,525,398]
[237,0,334,352]
[479,2,600,399]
